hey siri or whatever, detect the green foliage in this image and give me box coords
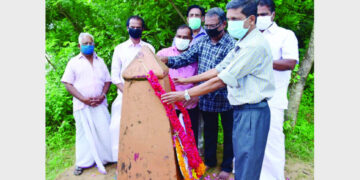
[284,72,314,161]
[46,0,314,178]
[46,132,75,180]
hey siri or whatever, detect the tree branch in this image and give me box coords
[57,4,82,33]
[168,0,187,24]
[45,54,57,71]
[286,27,314,127]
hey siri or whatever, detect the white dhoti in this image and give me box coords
[73,104,113,174]
[109,92,122,162]
[260,106,285,180]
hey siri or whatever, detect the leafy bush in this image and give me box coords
[45,0,313,178]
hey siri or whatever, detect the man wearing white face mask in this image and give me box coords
[256,0,299,180]
[156,25,200,145]
[161,0,275,179]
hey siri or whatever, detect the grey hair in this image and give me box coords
[205,7,226,23]
[78,32,94,44]
[226,0,258,18]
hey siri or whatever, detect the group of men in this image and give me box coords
[61,0,299,179]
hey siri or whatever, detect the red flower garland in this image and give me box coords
[146,70,204,172]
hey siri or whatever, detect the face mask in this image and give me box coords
[227,18,249,40]
[188,18,201,30]
[256,15,273,30]
[81,45,94,55]
[174,37,190,51]
[128,28,142,39]
[205,25,222,38]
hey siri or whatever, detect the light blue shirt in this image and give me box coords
[216,28,275,106]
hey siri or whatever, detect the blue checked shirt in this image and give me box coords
[216,28,275,105]
[167,33,236,112]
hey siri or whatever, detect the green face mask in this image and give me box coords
[188,17,201,30]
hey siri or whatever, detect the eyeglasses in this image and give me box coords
[204,22,221,29]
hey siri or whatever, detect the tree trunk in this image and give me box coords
[285,27,314,127]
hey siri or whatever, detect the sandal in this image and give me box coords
[73,166,84,176]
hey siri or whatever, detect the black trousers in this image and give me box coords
[176,106,200,146]
[202,110,234,173]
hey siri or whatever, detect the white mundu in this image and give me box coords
[110,39,155,162]
[260,22,299,180]
[61,53,113,174]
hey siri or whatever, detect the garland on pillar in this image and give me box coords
[146,70,206,179]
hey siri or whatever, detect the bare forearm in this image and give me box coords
[188,77,226,97]
[184,68,219,84]
[101,82,111,95]
[273,59,297,71]
[63,83,85,101]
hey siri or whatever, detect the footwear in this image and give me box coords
[73,166,83,176]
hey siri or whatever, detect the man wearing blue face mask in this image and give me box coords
[110,15,155,163]
[159,7,236,180]
[61,32,114,176]
[256,1,299,180]
[161,0,275,179]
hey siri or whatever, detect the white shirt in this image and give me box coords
[111,39,155,88]
[61,53,111,112]
[216,28,275,106]
[262,22,299,109]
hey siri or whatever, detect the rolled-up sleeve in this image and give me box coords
[61,60,75,84]
[218,46,263,87]
[101,60,111,82]
[111,47,122,84]
[282,30,299,62]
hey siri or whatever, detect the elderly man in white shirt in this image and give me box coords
[110,15,155,163]
[61,32,113,176]
[256,0,299,180]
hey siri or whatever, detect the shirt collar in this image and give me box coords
[78,52,99,60]
[236,28,261,47]
[194,27,206,38]
[171,46,180,53]
[205,32,231,45]
[125,39,145,47]
[265,22,279,34]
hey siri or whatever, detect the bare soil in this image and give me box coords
[56,156,313,180]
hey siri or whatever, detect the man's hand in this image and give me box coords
[90,94,105,107]
[157,56,168,64]
[81,97,94,106]
[173,77,189,85]
[161,91,185,104]
[183,96,199,107]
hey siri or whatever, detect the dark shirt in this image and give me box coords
[167,33,236,112]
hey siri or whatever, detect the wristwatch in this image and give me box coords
[184,90,191,101]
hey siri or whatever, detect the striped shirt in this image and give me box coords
[216,28,275,106]
[167,33,236,112]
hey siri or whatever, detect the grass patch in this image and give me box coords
[284,76,314,162]
[46,130,76,180]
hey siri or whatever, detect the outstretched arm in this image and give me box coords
[161,77,225,104]
[174,68,219,85]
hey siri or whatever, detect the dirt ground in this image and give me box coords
[56,156,313,180]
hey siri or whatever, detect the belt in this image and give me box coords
[232,99,268,110]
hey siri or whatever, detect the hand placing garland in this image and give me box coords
[146,70,206,178]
